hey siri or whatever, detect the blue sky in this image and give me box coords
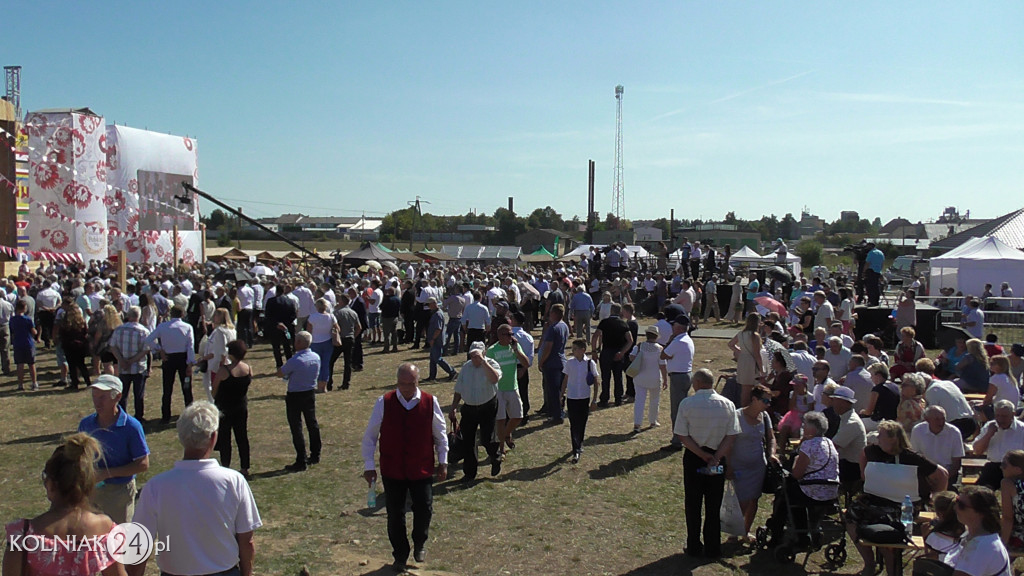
[9,2,1023,224]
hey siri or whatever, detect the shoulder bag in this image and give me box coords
[625,344,644,378]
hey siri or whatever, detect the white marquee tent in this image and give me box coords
[728,245,764,264]
[929,236,1024,296]
[760,252,802,278]
[563,244,650,259]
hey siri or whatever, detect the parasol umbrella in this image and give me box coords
[381,261,400,274]
[364,260,382,272]
[357,265,370,273]
[215,269,254,283]
[250,264,276,277]
[754,295,787,316]
[765,266,794,283]
[518,281,540,300]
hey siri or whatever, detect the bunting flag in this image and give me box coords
[0,243,82,264]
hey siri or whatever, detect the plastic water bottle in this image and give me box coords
[367,480,377,507]
[901,495,914,536]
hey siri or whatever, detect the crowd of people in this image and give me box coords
[1,244,1023,575]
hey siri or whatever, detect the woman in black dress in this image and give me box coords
[213,339,252,478]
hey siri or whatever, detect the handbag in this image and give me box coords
[447,417,465,465]
[864,454,920,503]
[624,345,644,378]
[586,360,597,386]
[331,320,343,347]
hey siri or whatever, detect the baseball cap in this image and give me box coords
[469,341,486,355]
[670,315,690,326]
[830,386,856,403]
[90,374,123,394]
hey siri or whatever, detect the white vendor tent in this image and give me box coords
[563,244,650,259]
[929,236,1024,296]
[760,252,802,278]
[729,245,764,264]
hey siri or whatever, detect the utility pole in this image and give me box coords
[407,196,431,251]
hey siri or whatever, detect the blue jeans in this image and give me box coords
[445,317,463,356]
[429,342,454,379]
[542,364,564,419]
[118,373,147,419]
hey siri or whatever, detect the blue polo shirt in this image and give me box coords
[866,248,885,273]
[282,348,319,392]
[9,314,35,351]
[78,409,149,485]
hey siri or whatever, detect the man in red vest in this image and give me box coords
[362,362,449,572]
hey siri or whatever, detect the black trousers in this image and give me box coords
[217,405,250,470]
[768,476,822,540]
[382,476,433,563]
[285,390,321,463]
[402,312,415,343]
[237,309,255,348]
[683,447,727,556]
[951,416,977,441]
[38,310,55,346]
[269,327,293,368]
[465,328,486,353]
[459,397,499,480]
[66,349,91,388]
[353,333,364,369]
[328,336,354,388]
[567,398,590,454]
[865,269,881,306]
[161,352,192,420]
[414,308,430,346]
[517,366,531,417]
[599,350,624,403]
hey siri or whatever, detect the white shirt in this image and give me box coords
[981,419,1024,462]
[662,332,695,373]
[910,421,965,469]
[237,285,255,310]
[36,287,61,310]
[292,286,315,318]
[253,283,265,310]
[925,378,975,421]
[674,389,741,449]
[511,326,535,367]
[361,388,448,471]
[814,302,835,330]
[655,319,673,346]
[562,355,598,400]
[0,298,13,326]
[825,347,852,379]
[947,532,1012,576]
[180,278,194,296]
[133,459,262,576]
[963,308,985,339]
[843,367,874,413]
[367,288,382,314]
[144,318,196,363]
[989,373,1020,406]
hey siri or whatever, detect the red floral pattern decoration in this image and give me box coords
[32,162,61,190]
[78,115,101,134]
[50,230,69,251]
[61,182,93,210]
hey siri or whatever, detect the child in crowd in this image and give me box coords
[778,375,813,440]
[10,299,38,391]
[561,339,600,464]
[924,491,964,562]
[981,355,1020,421]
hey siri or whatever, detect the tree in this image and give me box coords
[492,207,526,244]
[724,211,737,224]
[795,240,823,267]
[204,209,227,230]
[527,206,565,231]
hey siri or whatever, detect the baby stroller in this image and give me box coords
[755,469,848,567]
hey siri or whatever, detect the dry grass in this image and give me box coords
[1,321,875,576]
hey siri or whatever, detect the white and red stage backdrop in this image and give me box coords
[25,110,109,261]
[104,125,201,265]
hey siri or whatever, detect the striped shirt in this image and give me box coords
[673,389,740,449]
[109,322,151,374]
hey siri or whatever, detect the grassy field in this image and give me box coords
[2,321,885,576]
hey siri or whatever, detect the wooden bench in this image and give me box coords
[962,458,988,470]
[964,393,987,402]
[860,535,925,574]
[961,475,980,485]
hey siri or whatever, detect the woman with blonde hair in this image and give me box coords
[956,338,991,393]
[728,312,764,406]
[90,304,122,376]
[2,433,126,575]
[200,307,236,403]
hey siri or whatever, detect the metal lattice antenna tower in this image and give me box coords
[4,66,21,119]
[612,85,625,227]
